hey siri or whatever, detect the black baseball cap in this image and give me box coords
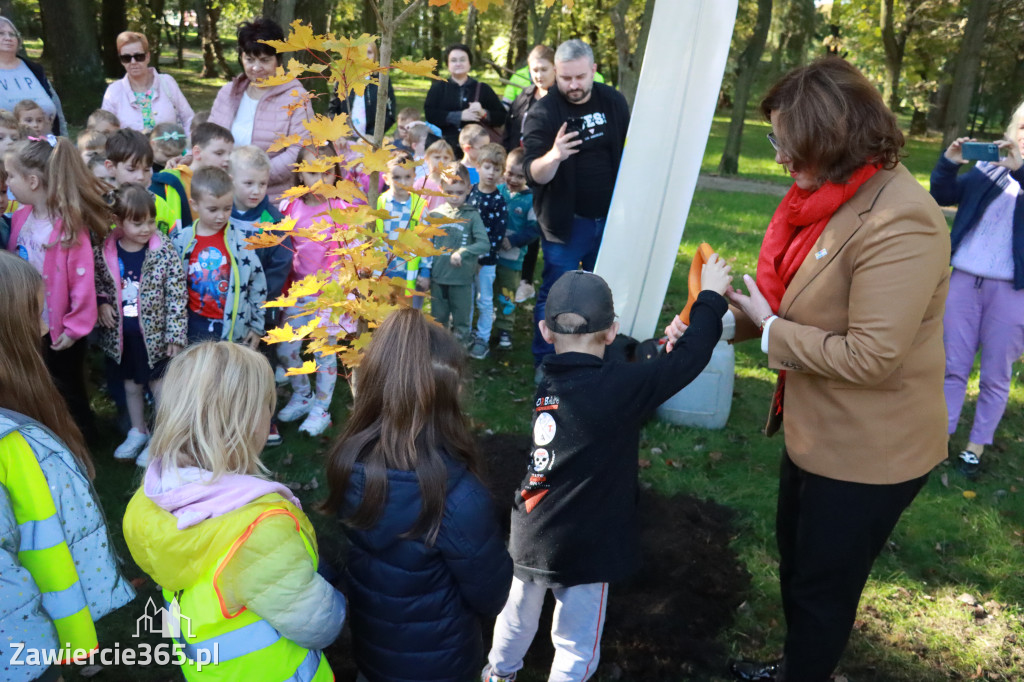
[545,270,615,334]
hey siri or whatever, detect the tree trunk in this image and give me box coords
[610,0,655,108]
[774,0,814,73]
[196,0,231,79]
[429,5,443,60]
[262,0,297,28]
[144,0,167,64]
[530,1,557,47]
[361,0,376,36]
[209,4,233,78]
[880,0,921,113]
[100,0,128,78]
[463,6,478,51]
[0,1,14,19]
[507,0,530,69]
[910,108,927,136]
[176,0,186,67]
[38,0,107,124]
[718,0,773,175]
[295,0,330,35]
[942,0,992,147]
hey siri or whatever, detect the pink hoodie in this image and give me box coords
[144,462,302,530]
[281,197,348,281]
[8,206,97,343]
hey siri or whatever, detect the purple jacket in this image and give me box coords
[209,76,313,201]
[8,207,96,343]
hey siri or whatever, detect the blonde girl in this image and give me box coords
[123,342,345,681]
[415,138,455,211]
[276,143,350,437]
[95,184,187,466]
[5,137,111,441]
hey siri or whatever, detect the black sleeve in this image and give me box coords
[328,86,348,118]
[424,80,452,131]
[521,98,558,188]
[384,80,397,133]
[478,82,506,127]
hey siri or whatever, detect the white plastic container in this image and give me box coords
[656,309,735,429]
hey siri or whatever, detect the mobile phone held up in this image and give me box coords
[961,141,1002,162]
[564,116,586,135]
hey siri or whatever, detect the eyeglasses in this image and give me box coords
[766,132,780,152]
[119,52,147,64]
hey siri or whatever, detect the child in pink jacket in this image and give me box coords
[6,138,110,440]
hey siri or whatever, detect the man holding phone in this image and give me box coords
[522,38,630,371]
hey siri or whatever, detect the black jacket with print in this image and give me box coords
[509,291,728,587]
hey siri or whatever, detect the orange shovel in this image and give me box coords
[678,242,716,325]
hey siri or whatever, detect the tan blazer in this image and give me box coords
[735,164,951,484]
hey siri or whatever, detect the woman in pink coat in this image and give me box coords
[101,31,194,134]
[208,17,313,201]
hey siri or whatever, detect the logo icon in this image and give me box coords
[134,597,195,640]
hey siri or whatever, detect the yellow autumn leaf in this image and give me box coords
[287,275,325,299]
[264,296,297,309]
[285,360,318,376]
[261,20,327,54]
[319,181,369,206]
[267,133,304,153]
[963,490,977,499]
[257,59,307,88]
[243,231,287,250]
[293,317,321,339]
[411,184,451,198]
[349,142,397,174]
[263,322,295,344]
[303,114,352,145]
[391,58,444,81]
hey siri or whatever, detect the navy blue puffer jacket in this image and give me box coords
[340,458,513,682]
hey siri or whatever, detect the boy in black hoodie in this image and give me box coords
[483,260,732,682]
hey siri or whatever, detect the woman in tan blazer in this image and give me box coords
[669,59,949,682]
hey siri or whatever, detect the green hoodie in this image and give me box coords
[426,203,490,286]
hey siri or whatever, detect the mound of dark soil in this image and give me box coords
[480,433,750,680]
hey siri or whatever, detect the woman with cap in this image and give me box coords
[100,31,194,134]
[0,16,65,136]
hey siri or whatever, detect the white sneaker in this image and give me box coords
[135,443,150,468]
[274,366,288,385]
[299,405,331,437]
[278,391,313,422]
[114,428,149,460]
[514,281,535,303]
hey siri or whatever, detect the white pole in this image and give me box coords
[595,0,738,339]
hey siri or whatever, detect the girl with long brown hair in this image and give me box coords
[5,137,112,441]
[324,308,512,682]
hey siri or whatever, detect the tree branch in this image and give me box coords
[369,0,384,28]
[395,0,425,27]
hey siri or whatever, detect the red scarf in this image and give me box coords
[757,163,880,310]
[758,163,880,418]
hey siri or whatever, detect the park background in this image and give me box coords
[6,0,1024,679]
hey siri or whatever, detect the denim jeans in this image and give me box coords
[475,263,497,342]
[532,216,606,364]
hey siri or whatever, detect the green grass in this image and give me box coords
[56,52,1024,681]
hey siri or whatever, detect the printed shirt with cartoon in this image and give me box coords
[7,207,96,344]
[170,223,268,342]
[94,230,188,366]
[509,291,728,588]
[467,187,507,266]
[187,231,231,319]
[423,203,490,286]
[497,184,539,270]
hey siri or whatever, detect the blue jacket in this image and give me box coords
[930,154,1024,289]
[230,197,294,302]
[340,458,512,682]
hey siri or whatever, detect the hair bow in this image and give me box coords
[154,131,185,141]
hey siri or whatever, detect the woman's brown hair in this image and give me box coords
[324,308,481,544]
[760,57,904,185]
[6,138,111,245]
[0,251,94,478]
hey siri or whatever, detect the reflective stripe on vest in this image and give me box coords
[169,605,279,662]
[43,580,90,620]
[18,513,65,552]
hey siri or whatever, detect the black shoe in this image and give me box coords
[957,450,981,479]
[729,659,782,681]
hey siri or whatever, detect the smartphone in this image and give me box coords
[564,116,586,135]
[961,142,1002,162]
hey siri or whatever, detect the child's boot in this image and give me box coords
[299,400,332,437]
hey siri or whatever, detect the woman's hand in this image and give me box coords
[944,137,974,165]
[728,274,774,327]
[700,253,732,295]
[995,139,1023,172]
[98,303,117,329]
[460,106,483,123]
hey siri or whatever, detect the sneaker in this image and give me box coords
[468,339,490,360]
[274,366,288,385]
[957,450,981,479]
[481,666,516,682]
[497,330,513,350]
[265,424,282,448]
[299,405,331,437]
[278,391,313,422]
[514,281,535,303]
[114,428,149,461]
[135,443,150,469]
